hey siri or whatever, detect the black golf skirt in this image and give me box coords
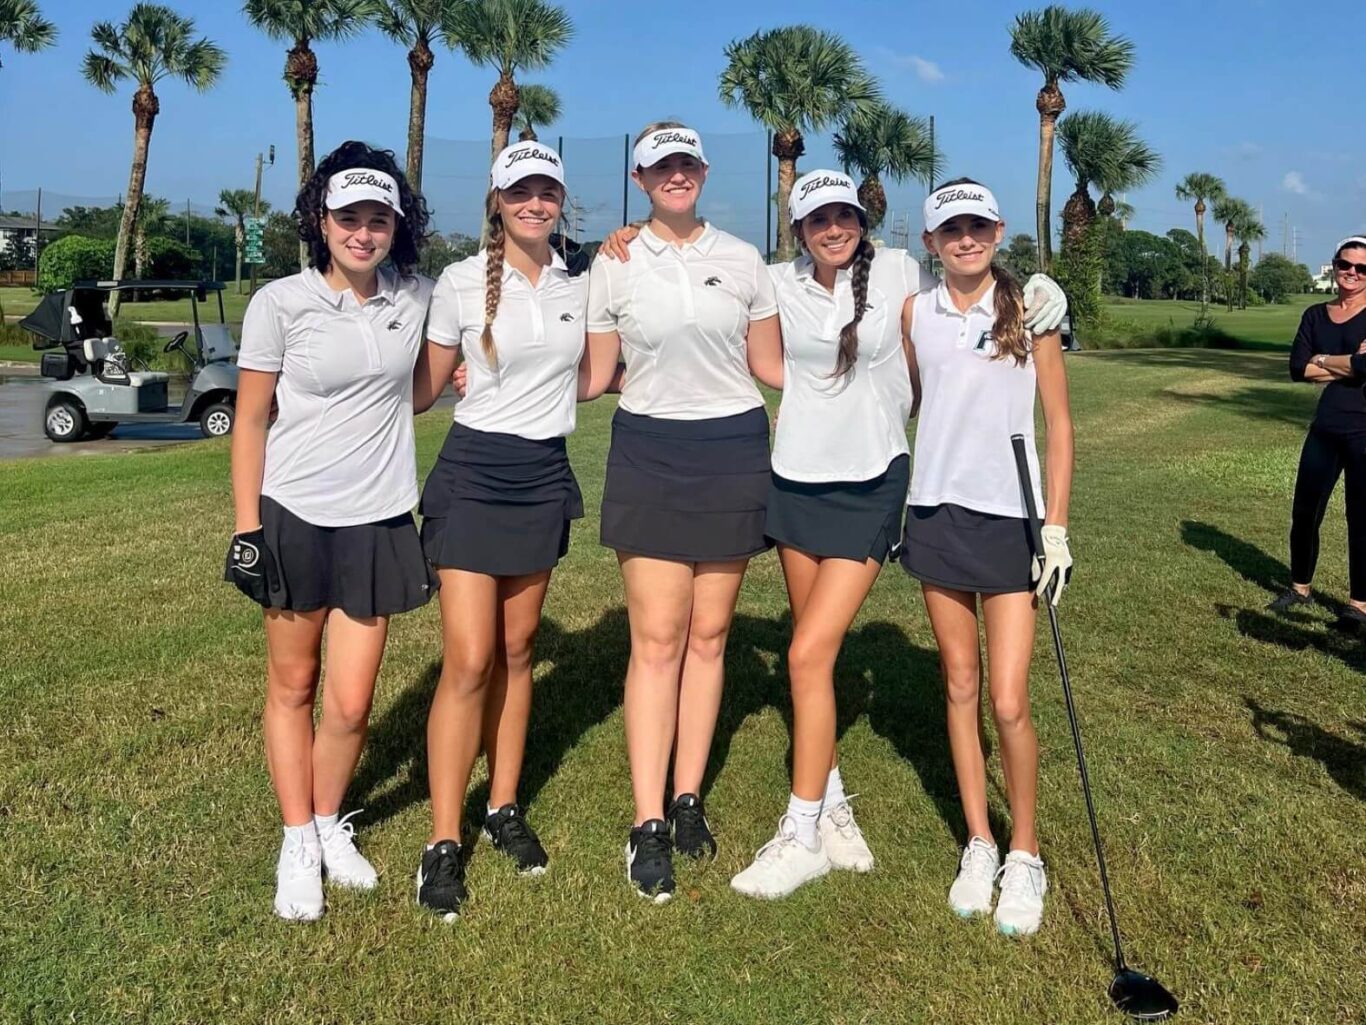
[899,502,1034,594]
[601,406,771,562]
[420,421,584,577]
[765,454,909,563]
[241,496,437,618]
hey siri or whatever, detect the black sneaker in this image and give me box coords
[482,804,548,875]
[1267,588,1313,614]
[1332,604,1366,632]
[668,793,718,860]
[416,840,467,921]
[625,819,675,903]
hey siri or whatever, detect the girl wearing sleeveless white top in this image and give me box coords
[409,142,593,919]
[584,123,784,902]
[902,179,1075,937]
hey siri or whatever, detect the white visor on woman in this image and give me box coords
[491,140,566,191]
[325,168,404,217]
[923,182,1000,232]
[789,169,864,222]
[1336,235,1366,253]
[633,127,708,169]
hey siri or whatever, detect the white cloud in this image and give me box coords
[875,48,945,83]
[1282,171,1309,195]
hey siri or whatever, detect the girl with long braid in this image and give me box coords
[411,140,595,920]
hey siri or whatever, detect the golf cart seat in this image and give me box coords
[82,337,169,387]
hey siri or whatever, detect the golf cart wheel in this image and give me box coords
[200,401,234,438]
[44,399,86,443]
[86,422,117,440]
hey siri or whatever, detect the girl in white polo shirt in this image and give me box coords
[586,122,784,902]
[902,179,1074,936]
[227,141,436,921]
[410,141,593,920]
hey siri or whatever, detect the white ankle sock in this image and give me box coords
[786,794,822,849]
[824,767,847,809]
[283,822,318,847]
[313,812,338,833]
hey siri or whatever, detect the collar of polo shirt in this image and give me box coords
[935,280,996,317]
[793,252,854,288]
[305,264,401,309]
[638,220,719,256]
[479,247,568,282]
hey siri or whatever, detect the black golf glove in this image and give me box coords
[225,527,280,606]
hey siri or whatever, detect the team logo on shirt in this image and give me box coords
[974,330,995,354]
[559,312,575,322]
[388,318,403,330]
[705,276,722,286]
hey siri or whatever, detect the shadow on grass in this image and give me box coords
[1245,697,1366,801]
[1092,347,1288,382]
[350,608,631,835]
[1161,384,1315,429]
[1182,520,1286,593]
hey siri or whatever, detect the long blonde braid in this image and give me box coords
[481,190,504,367]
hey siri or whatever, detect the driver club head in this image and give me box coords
[1109,968,1179,1021]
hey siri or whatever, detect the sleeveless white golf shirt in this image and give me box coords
[907,282,1044,518]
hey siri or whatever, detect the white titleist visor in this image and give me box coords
[633,127,708,169]
[325,168,404,217]
[491,140,566,191]
[1336,235,1366,254]
[789,169,865,222]
[923,182,1000,231]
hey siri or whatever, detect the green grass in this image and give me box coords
[1100,293,1322,350]
[2,353,1364,1024]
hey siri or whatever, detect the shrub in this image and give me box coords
[36,235,115,293]
[115,320,172,371]
[1082,311,1238,350]
[142,236,201,281]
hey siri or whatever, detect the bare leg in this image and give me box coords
[263,609,327,826]
[312,609,390,816]
[671,560,748,797]
[780,547,841,778]
[981,590,1040,855]
[426,569,499,844]
[483,571,553,810]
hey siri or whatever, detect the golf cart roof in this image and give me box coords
[72,279,226,292]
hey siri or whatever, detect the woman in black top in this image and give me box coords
[1274,235,1366,626]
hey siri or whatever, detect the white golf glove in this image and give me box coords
[1022,273,1068,336]
[1032,525,1072,606]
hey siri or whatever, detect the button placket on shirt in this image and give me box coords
[675,250,697,324]
[355,294,386,373]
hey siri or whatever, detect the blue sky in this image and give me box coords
[1,0,1362,268]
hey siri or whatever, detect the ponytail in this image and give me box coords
[481,190,503,367]
[988,264,1030,367]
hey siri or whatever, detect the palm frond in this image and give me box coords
[0,0,58,54]
[244,0,378,43]
[450,0,574,74]
[515,82,560,131]
[1009,5,1134,87]
[1174,172,1226,204]
[833,102,938,186]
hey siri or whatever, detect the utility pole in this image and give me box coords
[33,187,42,277]
[185,198,191,245]
[1282,212,1288,258]
[248,145,274,296]
[928,115,936,191]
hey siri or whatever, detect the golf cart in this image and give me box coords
[21,279,240,442]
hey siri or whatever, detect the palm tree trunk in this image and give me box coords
[286,42,319,271]
[772,131,804,261]
[484,71,520,244]
[110,85,158,318]
[1194,201,1207,307]
[1034,81,1065,273]
[1224,222,1234,272]
[406,37,434,193]
[234,219,244,295]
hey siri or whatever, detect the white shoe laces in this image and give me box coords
[282,836,321,874]
[319,810,363,854]
[823,795,862,837]
[960,838,998,883]
[996,857,1044,900]
[754,815,803,863]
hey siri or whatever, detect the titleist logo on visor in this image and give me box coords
[933,187,986,209]
[341,171,394,193]
[799,174,853,200]
[652,131,698,150]
[505,146,560,168]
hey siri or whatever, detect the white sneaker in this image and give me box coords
[948,836,1000,918]
[274,833,324,921]
[818,798,874,873]
[730,815,831,899]
[994,850,1047,936]
[318,810,378,890]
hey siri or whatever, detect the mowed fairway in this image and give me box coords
[1,350,1362,1024]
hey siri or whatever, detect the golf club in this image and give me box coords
[1010,434,1179,1021]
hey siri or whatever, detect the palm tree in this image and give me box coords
[134,195,171,278]
[832,102,938,232]
[243,1,373,194]
[0,0,56,67]
[1235,215,1266,310]
[719,25,881,260]
[216,188,271,293]
[1095,128,1159,218]
[374,0,464,194]
[1111,199,1135,229]
[83,4,225,310]
[1009,5,1134,272]
[1213,195,1254,272]
[1174,172,1226,306]
[448,0,574,165]
[515,82,560,141]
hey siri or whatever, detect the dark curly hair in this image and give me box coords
[293,140,430,274]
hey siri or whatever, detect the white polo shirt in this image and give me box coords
[907,283,1044,518]
[237,266,435,527]
[586,222,778,420]
[427,250,587,440]
[770,247,937,482]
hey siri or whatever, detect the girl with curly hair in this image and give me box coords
[226,140,436,921]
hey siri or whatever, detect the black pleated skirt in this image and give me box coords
[765,454,909,563]
[899,502,1035,594]
[420,421,584,577]
[238,496,437,618]
[601,406,771,562]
